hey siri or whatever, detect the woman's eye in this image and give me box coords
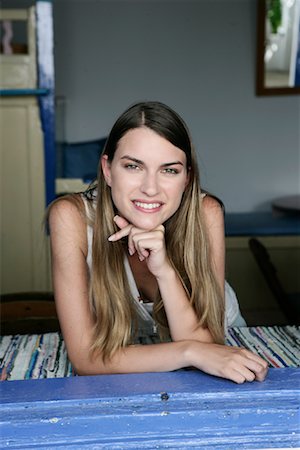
[125,164,140,170]
[162,167,178,175]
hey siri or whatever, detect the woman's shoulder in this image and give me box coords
[200,191,224,227]
[48,195,90,270]
[201,190,224,211]
[48,193,84,219]
[49,184,97,217]
[48,194,87,242]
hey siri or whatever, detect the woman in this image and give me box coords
[49,101,268,383]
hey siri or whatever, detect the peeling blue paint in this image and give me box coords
[1,368,299,449]
[36,0,55,205]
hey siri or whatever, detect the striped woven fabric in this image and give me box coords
[1,326,299,381]
[0,333,73,381]
[226,326,300,368]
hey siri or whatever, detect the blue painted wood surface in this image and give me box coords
[0,88,49,96]
[1,368,299,449]
[36,0,56,206]
[225,212,300,236]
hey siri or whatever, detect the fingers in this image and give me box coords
[253,363,269,382]
[130,236,160,261]
[130,226,165,261]
[225,348,269,384]
[230,368,255,384]
[230,364,268,384]
[113,215,130,229]
[108,223,133,242]
[108,216,165,261]
[108,215,132,242]
[242,349,269,382]
[196,343,269,385]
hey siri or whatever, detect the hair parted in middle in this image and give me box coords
[84,101,225,361]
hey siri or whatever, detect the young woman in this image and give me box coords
[49,101,268,383]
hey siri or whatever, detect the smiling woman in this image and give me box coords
[47,101,268,384]
[101,127,189,231]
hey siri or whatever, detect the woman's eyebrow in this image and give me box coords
[162,161,184,167]
[120,155,184,167]
[120,155,143,165]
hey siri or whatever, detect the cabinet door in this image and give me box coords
[0,97,51,293]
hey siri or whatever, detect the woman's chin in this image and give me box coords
[129,215,163,231]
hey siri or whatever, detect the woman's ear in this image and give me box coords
[101,155,112,187]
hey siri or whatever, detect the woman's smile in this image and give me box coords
[102,127,189,230]
[132,200,164,212]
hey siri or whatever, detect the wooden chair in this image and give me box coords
[1,292,60,335]
[249,238,300,325]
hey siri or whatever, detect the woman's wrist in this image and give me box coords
[155,261,177,283]
[179,340,198,368]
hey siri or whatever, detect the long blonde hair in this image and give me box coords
[81,101,225,361]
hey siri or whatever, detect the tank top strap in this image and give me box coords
[81,193,93,272]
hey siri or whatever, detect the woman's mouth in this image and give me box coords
[133,201,163,211]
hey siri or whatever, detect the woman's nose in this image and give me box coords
[140,172,160,196]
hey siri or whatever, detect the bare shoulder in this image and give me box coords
[48,195,87,251]
[201,194,224,230]
[202,194,223,216]
[49,195,84,225]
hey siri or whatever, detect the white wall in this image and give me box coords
[52,0,299,212]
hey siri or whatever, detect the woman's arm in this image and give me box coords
[110,215,213,343]
[110,198,225,344]
[201,195,226,297]
[49,199,95,368]
[49,200,268,383]
[156,196,225,342]
[72,339,268,384]
[48,200,189,374]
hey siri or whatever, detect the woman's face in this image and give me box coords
[102,127,189,230]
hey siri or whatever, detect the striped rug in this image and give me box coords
[226,326,300,368]
[1,326,299,380]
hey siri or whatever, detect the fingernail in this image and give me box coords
[113,215,119,222]
[108,235,115,242]
[128,248,133,256]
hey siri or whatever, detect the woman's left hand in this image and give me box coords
[108,215,171,278]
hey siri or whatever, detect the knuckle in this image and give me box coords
[262,360,268,369]
[240,348,249,356]
[248,372,255,382]
[230,371,245,384]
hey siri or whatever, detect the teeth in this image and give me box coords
[135,201,161,210]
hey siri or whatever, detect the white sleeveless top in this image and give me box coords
[82,192,246,332]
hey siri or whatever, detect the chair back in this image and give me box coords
[249,238,300,324]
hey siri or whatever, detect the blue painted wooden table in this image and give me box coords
[1,368,299,449]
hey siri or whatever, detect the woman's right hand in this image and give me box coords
[185,341,269,383]
[108,215,172,278]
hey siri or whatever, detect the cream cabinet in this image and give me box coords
[0,6,51,293]
[0,96,51,293]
